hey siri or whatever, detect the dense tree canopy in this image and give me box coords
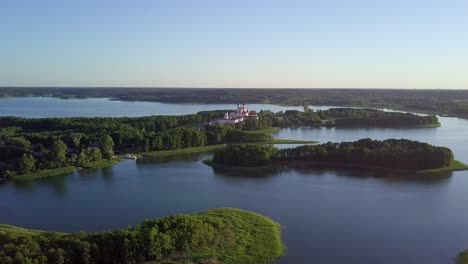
[213,144,278,167]
[256,108,439,128]
[0,114,272,180]
[0,108,440,180]
[317,108,439,127]
[0,208,284,264]
[212,139,454,171]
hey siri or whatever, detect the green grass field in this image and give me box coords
[0,224,65,237]
[142,144,227,157]
[81,158,123,169]
[269,138,318,144]
[256,127,281,133]
[12,158,123,181]
[166,208,285,263]
[417,160,468,174]
[0,224,43,236]
[142,139,317,157]
[13,166,76,181]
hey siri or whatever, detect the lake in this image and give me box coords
[0,97,310,117]
[1,97,468,264]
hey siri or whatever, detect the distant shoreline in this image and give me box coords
[1,88,468,119]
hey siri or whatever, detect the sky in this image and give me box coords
[1,0,467,88]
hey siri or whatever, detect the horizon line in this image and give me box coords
[1,86,468,90]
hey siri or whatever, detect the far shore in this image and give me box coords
[40,95,468,121]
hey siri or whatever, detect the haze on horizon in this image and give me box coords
[1,0,467,89]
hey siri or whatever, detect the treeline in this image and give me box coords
[0,114,272,180]
[213,144,278,167]
[0,208,284,264]
[257,110,321,128]
[2,87,468,117]
[317,108,440,127]
[254,108,439,128]
[212,139,454,171]
[0,130,115,180]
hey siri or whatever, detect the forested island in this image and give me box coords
[0,208,284,264]
[0,108,436,181]
[209,139,468,173]
[2,87,468,118]
[255,108,439,128]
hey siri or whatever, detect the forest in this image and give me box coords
[0,208,284,264]
[2,87,468,117]
[254,108,439,128]
[212,139,454,171]
[0,114,271,181]
[0,108,439,180]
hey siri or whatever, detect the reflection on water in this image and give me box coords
[12,175,68,196]
[211,166,282,179]
[136,153,212,165]
[207,161,452,184]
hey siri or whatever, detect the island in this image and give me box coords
[0,106,440,182]
[206,139,468,174]
[255,108,440,128]
[0,208,284,264]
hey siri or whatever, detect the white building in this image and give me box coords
[211,104,258,124]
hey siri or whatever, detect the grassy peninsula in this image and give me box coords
[142,144,227,157]
[12,158,123,181]
[417,160,468,174]
[142,138,317,157]
[13,166,77,181]
[270,138,318,144]
[0,208,284,264]
[81,157,123,169]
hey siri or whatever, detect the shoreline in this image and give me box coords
[13,158,123,181]
[203,159,468,175]
[7,140,318,182]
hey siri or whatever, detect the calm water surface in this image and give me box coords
[1,97,468,264]
[0,97,310,117]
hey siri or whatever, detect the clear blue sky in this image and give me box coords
[1,0,467,88]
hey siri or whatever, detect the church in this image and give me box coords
[211,104,258,124]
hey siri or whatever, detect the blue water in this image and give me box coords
[0,97,468,264]
[0,97,309,117]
